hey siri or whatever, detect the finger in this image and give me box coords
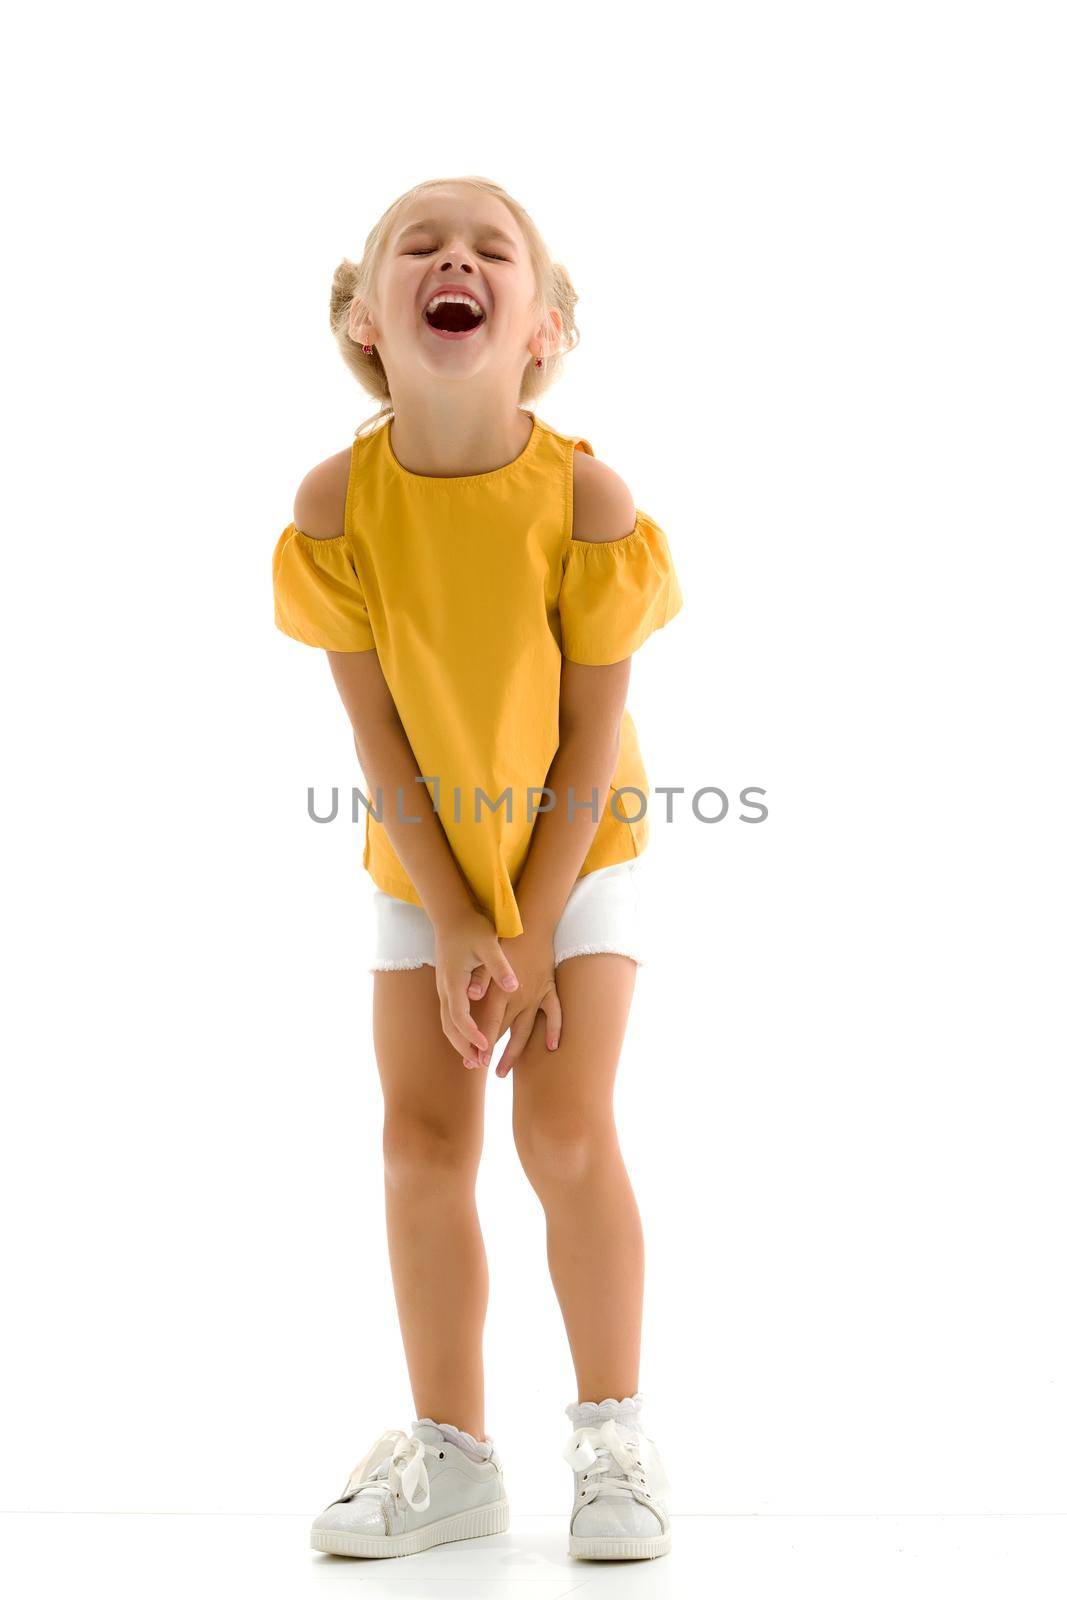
[478,993,510,1063]
[496,1008,537,1078]
[479,942,519,993]
[460,986,500,1070]
[437,987,490,1067]
[542,984,563,1051]
[443,979,489,1055]
[467,964,489,1001]
[438,1008,485,1067]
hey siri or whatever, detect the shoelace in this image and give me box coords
[339,1428,432,1513]
[562,1416,649,1500]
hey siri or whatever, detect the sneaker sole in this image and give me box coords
[569,1529,671,1560]
[311,1495,509,1559]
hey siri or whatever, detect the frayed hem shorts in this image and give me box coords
[368,860,645,974]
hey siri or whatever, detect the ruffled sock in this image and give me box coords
[565,1391,645,1431]
[414,1415,495,1462]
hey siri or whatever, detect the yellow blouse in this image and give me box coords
[272,410,683,937]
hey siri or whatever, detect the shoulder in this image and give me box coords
[292,446,354,540]
[571,449,637,542]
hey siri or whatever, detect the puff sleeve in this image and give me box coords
[558,510,683,666]
[272,524,376,651]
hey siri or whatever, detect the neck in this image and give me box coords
[386,391,533,478]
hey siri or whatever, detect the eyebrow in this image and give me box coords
[395,218,518,248]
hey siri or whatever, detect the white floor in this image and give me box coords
[1,1512,1064,1599]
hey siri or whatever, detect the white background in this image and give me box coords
[2,0,1064,1525]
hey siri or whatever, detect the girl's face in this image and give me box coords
[351,187,554,387]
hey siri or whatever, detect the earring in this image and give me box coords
[535,356,543,367]
[362,344,373,354]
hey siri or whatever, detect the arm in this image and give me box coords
[325,648,477,929]
[513,656,630,938]
[295,456,485,926]
[518,452,639,933]
[293,460,518,1062]
[490,456,639,1076]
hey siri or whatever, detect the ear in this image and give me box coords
[530,307,565,362]
[543,306,565,354]
[348,299,374,345]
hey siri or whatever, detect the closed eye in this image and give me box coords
[406,250,509,261]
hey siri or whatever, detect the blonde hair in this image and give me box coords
[329,177,580,440]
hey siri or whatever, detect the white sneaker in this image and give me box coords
[311,1421,509,1559]
[562,1396,671,1560]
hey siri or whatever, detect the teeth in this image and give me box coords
[424,292,486,319]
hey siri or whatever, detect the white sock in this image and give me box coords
[415,1415,495,1462]
[565,1391,645,1430]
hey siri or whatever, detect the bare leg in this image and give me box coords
[372,967,493,1441]
[510,955,644,1402]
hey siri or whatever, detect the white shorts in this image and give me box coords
[368,860,645,974]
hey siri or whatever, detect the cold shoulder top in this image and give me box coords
[272,410,683,937]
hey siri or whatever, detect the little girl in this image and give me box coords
[272,176,683,1564]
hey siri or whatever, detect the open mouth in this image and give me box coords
[423,295,487,337]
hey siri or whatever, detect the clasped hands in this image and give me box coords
[433,905,561,1078]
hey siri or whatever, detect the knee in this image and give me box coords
[382,1114,481,1188]
[513,1108,616,1190]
